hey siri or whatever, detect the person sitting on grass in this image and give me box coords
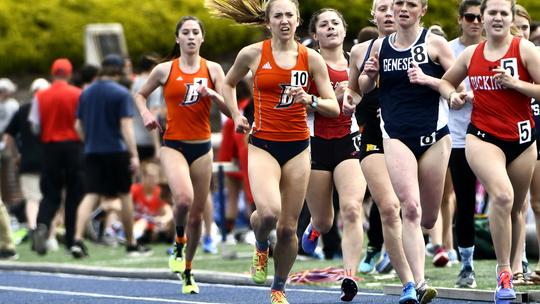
[132,163,174,244]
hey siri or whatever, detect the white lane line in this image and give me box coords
[3,270,385,297]
[0,286,226,304]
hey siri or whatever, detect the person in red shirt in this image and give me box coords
[132,163,174,243]
[134,16,229,295]
[208,0,339,302]
[440,0,540,300]
[28,58,84,256]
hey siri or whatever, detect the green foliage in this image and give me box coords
[0,0,262,75]
[1,0,539,75]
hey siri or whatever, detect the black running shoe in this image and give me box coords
[340,277,358,302]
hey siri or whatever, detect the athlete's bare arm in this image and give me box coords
[410,33,456,91]
[510,39,540,100]
[440,46,475,109]
[205,61,231,117]
[223,43,262,133]
[304,48,339,118]
[358,39,383,95]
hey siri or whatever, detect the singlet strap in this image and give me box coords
[359,39,376,72]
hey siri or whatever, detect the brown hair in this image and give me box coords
[308,8,348,35]
[167,16,205,60]
[480,0,515,16]
[206,0,300,26]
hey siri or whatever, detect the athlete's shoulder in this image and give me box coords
[205,59,225,74]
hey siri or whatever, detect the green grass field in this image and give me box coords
[11,240,540,293]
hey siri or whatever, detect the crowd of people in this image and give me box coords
[1,0,540,303]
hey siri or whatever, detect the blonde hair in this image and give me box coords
[206,0,299,26]
[515,4,530,22]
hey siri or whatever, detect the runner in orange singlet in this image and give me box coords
[133,16,229,295]
[207,1,340,303]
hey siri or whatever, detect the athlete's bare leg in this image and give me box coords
[466,135,535,274]
[361,153,414,284]
[383,139,426,283]
[529,161,540,272]
[305,170,333,233]
[334,158,366,274]
[185,151,213,261]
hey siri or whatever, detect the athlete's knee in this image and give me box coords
[421,215,437,229]
[172,192,193,209]
[401,198,421,222]
[187,213,203,228]
[378,201,400,225]
[490,189,513,210]
[340,202,362,225]
[276,224,297,242]
[312,216,333,234]
[257,211,279,229]
[172,192,194,213]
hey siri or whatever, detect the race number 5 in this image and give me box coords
[411,43,428,65]
[291,70,308,87]
[501,58,519,79]
[518,120,532,144]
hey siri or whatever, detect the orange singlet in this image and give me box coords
[163,58,214,141]
[252,39,311,141]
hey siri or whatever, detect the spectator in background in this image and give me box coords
[218,77,254,245]
[0,78,22,207]
[72,65,99,90]
[0,194,16,259]
[0,78,18,259]
[354,26,378,45]
[3,78,49,244]
[530,21,540,46]
[29,58,85,256]
[132,162,174,244]
[72,54,152,258]
[0,78,19,134]
[132,53,163,162]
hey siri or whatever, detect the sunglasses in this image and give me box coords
[462,13,482,23]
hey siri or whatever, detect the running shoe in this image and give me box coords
[359,246,381,274]
[447,249,458,266]
[271,289,289,304]
[203,235,218,254]
[399,282,419,304]
[70,240,89,259]
[126,243,153,257]
[416,280,437,304]
[250,247,269,284]
[32,224,48,255]
[455,266,477,288]
[181,270,200,294]
[0,248,18,260]
[495,271,516,301]
[432,247,449,267]
[301,223,320,255]
[169,243,186,273]
[376,251,393,274]
[340,277,358,302]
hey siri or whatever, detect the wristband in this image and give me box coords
[310,95,319,109]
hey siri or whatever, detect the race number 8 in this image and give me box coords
[518,120,532,144]
[291,70,308,87]
[501,58,519,79]
[411,44,428,64]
